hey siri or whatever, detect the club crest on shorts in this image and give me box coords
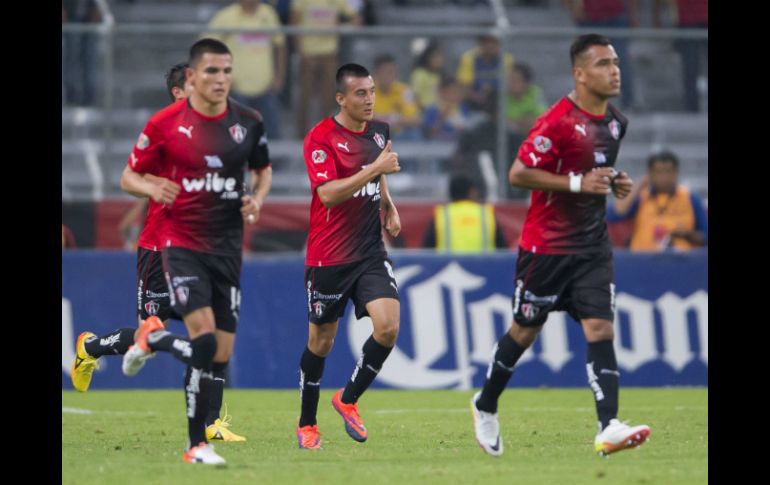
[312,301,325,317]
[609,119,620,140]
[521,303,538,320]
[144,300,160,316]
[176,287,189,306]
[374,132,385,149]
[229,123,247,144]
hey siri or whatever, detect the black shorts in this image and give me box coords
[137,247,179,322]
[305,256,400,324]
[511,248,615,327]
[162,247,242,333]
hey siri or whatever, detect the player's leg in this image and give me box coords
[123,249,193,375]
[204,329,247,442]
[202,257,246,442]
[180,306,224,464]
[153,247,224,464]
[298,263,354,448]
[71,248,164,391]
[332,258,400,443]
[297,320,339,449]
[571,250,650,455]
[472,249,567,456]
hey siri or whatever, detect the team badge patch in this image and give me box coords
[136,133,150,150]
[609,119,620,140]
[312,149,327,164]
[229,123,247,143]
[534,136,552,154]
[374,132,385,149]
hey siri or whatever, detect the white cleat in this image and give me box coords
[594,419,651,456]
[121,316,164,376]
[183,442,226,465]
[470,392,503,457]
[121,344,153,376]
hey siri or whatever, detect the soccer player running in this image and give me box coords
[470,34,650,457]
[295,63,402,449]
[121,38,272,464]
[69,62,248,443]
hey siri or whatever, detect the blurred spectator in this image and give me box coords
[421,77,471,141]
[62,224,77,249]
[653,0,708,112]
[207,0,287,139]
[410,41,445,110]
[607,151,708,251]
[562,0,638,110]
[506,63,547,161]
[372,55,421,140]
[291,0,360,137]
[505,63,547,136]
[423,175,507,252]
[456,34,514,115]
[62,0,101,106]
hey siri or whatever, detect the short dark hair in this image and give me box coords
[165,62,188,102]
[647,150,680,170]
[335,63,370,94]
[570,33,611,66]
[449,175,476,201]
[373,54,396,70]
[512,63,533,83]
[440,76,458,90]
[188,38,231,67]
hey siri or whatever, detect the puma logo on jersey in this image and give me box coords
[575,124,586,136]
[529,152,541,166]
[337,141,350,152]
[317,171,329,179]
[178,125,194,139]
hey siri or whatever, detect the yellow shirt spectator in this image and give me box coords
[456,48,514,92]
[410,67,441,108]
[373,81,420,128]
[207,2,285,96]
[292,0,355,56]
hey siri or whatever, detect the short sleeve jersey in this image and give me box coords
[128,97,270,256]
[517,96,628,254]
[303,117,390,266]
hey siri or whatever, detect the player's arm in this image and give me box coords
[120,165,180,204]
[316,140,400,208]
[379,174,401,237]
[508,158,615,195]
[241,166,273,225]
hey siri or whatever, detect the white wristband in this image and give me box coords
[569,172,582,193]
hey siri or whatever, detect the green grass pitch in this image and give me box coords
[62,388,707,484]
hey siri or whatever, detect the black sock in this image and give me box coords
[476,333,527,413]
[587,340,620,430]
[185,333,216,447]
[147,330,191,365]
[206,362,228,426]
[341,336,393,404]
[299,347,326,427]
[84,328,135,357]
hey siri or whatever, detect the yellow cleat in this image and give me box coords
[70,332,100,392]
[206,410,246,442]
